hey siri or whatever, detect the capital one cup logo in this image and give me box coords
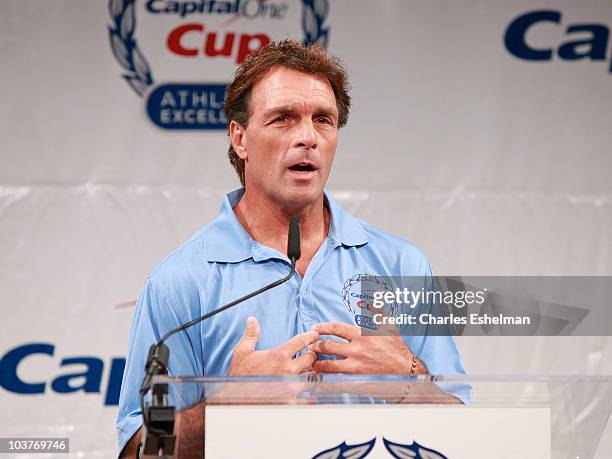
[107,0,330,130]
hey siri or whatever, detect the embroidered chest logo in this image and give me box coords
[342,274,399,330]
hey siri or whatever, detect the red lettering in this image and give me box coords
[167,25,270,63]
[236,34,271,63]
[357,300,372,311]
[205,32,235,57]
[167,23,204,56]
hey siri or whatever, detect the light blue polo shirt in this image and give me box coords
[116,188,465,452]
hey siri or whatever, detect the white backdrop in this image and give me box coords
[1,0,611,456]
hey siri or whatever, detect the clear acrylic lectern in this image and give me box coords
[143,374,612,458]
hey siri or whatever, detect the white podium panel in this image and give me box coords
[205,405,551,458]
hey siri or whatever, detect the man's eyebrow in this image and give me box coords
[263,106,295,117]
[314,107,339,119]
[263,105,338,118]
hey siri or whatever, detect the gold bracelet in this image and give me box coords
[398,355,420,403]
[409,354,418,375]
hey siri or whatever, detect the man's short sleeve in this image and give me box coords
[400,250,466,376]
[115,273,203,455]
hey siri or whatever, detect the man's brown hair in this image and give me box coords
[223,39,351,186]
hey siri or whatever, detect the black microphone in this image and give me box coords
[139,217,301,456]
[287,216,301,261]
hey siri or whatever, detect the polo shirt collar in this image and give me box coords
[204,188,371,263]
[326,191,372,248]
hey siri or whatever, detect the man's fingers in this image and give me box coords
[279,330,320,357]
[234,316,260,355]
[291,351,317,373]
[310,339,351,358]
[300,370,317,377]
[312,358,351,374]
[311,322,359,341]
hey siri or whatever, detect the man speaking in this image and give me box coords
[117,40,464,457]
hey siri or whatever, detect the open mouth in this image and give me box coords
[288,162,317,173]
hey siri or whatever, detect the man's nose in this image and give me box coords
[293,119,317,150]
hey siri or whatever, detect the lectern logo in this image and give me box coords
[383,438,448,459]
[311,437,448,458]
[312,438,375,459]
[107,0,331,130]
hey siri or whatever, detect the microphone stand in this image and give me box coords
[138,217,301,457]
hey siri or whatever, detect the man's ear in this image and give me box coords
[230,121,247,160]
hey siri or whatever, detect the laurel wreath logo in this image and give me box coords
[108,0,154,96]
[342,274,396,316]
[343,274,367,314]
[302,0,329,47]
[108,0,329,97]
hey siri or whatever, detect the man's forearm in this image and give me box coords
[119,429,141,459]
[119,402,205,459]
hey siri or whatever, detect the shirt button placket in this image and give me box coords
[299,285,317,328]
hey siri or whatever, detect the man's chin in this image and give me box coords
[276,187,324,210]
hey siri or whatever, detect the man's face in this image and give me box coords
[232,67,339,209]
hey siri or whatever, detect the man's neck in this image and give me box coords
[233,189,330,276]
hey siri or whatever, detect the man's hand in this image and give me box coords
[228,317,319,375]
[310,322,427,375]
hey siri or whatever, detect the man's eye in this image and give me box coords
[316,116,332,125]
[275,115,288,123]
